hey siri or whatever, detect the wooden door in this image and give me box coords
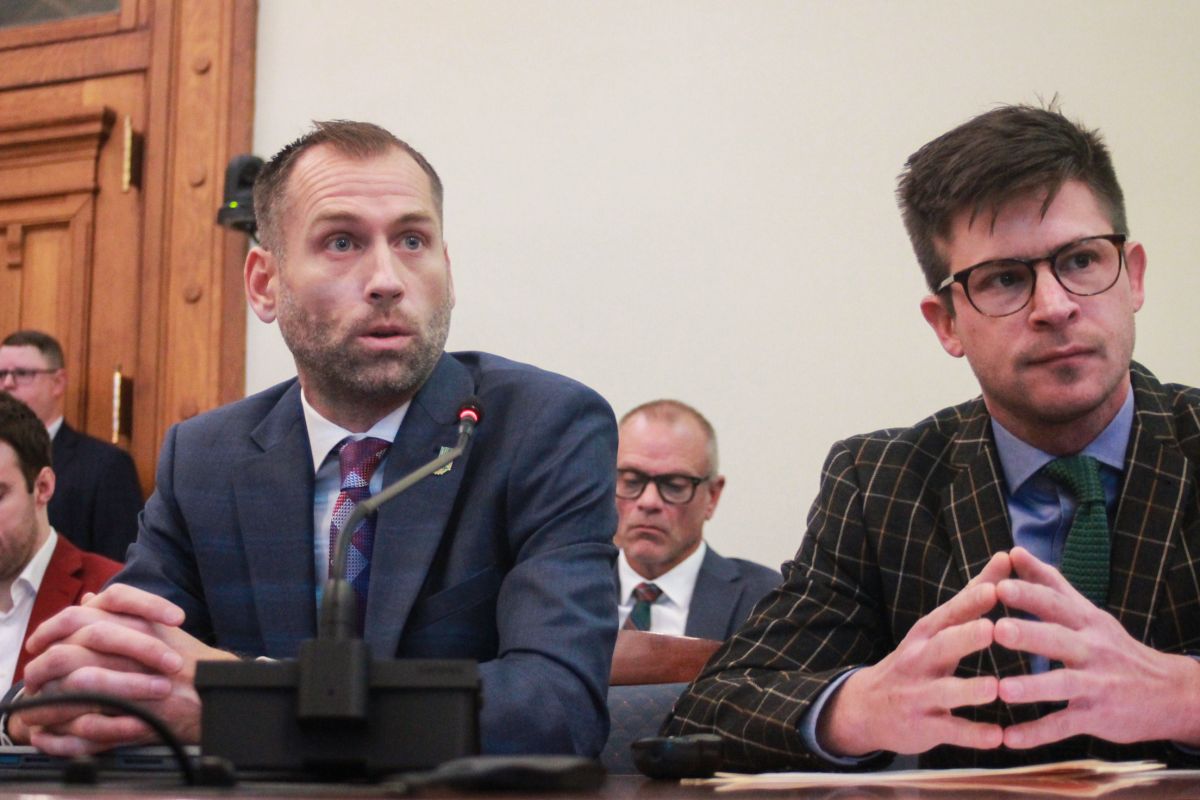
[0,0,255,494]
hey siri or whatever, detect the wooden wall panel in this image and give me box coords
[0,0,256,493]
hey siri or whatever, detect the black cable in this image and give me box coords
[0,692,195,785]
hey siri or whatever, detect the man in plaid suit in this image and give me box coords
[663,104,1200,770]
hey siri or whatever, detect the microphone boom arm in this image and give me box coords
[322,414,477,640]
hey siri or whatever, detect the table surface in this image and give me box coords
[3,771,1200,800]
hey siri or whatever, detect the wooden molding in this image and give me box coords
[0,108,113,200]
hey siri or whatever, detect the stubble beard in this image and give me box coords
[0,503,39,583]
[276,286,452,414]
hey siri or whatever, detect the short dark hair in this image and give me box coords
[620,399,720,474]
[0,393,52,492]
[897,103,1127,292]
[252,120,444,254]
[2,329,64,369]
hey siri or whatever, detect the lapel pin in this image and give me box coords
[433,445,454,475]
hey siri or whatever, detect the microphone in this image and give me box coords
[298,397,484,722]
[196,398,486,777]
[320,396,483,641]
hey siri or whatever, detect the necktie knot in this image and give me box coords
[624,582,663,631]
[338,437,390,492]
[1042,454,1105,505]
[633,582,662,604]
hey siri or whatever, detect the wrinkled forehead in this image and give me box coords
[282,144,438,231]
[936,182,1112,265]
[618,415,711,470]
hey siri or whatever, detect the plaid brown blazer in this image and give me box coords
[662,363,1200,771]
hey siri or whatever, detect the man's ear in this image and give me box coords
[704,474,725,521]
[1124,240,1147,312]
[33,466,54,507]
[920,293,965,358]
[48,366,67,403]
[245,247,279,323]
[444,242,455,309]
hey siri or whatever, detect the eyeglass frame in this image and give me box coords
[0,367,61,386]
[934,233,1128,318]
[615,468,713,505]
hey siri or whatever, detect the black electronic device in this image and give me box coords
[195,658,480,778]
[386,754,606,793]
[215,154,263,237]
[631,733,724,779]
[194,399,485,779]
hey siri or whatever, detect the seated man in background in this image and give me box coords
[0,330,143,562]
[0,394,121,695]
[11,120,618,757]
[664,104,1200,770]
[615,400,779,640]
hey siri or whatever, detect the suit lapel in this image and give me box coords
[364,354,475,658]
[18,537,83,680]
[1107,365,1189,642]
[939,400,1028,701]
[942,400,1014,590]
[51,423,78,469]
[234,382,319,653]
[685,548,738,639]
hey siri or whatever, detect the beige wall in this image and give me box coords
[248,0,1200,569]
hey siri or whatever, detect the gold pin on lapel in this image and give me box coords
[433,445,454,475]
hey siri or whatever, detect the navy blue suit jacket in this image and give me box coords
[118,351,620,756]
[684,548,781,640]
[49,422,143,562]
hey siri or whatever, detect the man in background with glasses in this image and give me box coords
[614,400,778,640]
[665,104,1200,770]
[0,331,142,562]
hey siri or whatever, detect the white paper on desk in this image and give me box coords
[686,759,1167,796]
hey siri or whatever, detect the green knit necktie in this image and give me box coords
[624,582,662,631]
[1042,455,1110,605]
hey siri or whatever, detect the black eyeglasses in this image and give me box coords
[935,234,1127,317]
[616,469,711,505]
[0,368,59,386]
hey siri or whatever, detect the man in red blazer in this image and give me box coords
[0,393,120,693]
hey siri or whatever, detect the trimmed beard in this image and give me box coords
[276,286,452,412]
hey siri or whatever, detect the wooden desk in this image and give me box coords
[2,772,1200,799]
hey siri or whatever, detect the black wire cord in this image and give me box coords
[0,692,195,784]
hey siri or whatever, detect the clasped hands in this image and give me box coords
[818,547,1200,757]
[9,584,236,756]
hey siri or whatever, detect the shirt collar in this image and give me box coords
[618,540,708,609]
[300,390,410,474]
[4,529,57,609]
[992,386,1134,494]
[46,417,63,440]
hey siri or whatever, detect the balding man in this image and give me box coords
[614,400,779,640]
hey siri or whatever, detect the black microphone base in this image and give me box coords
[195,658,480,779]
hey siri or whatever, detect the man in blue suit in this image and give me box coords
[614,400,779,640]
[11,121,619,757]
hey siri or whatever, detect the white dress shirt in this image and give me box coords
[300,391,409,587]
[0,529,57,694]
[617,541,707,635]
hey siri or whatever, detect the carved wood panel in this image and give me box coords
[0,0,255,494]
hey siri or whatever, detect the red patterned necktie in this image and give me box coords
[328,437,391,633]
[623,582,662,631]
